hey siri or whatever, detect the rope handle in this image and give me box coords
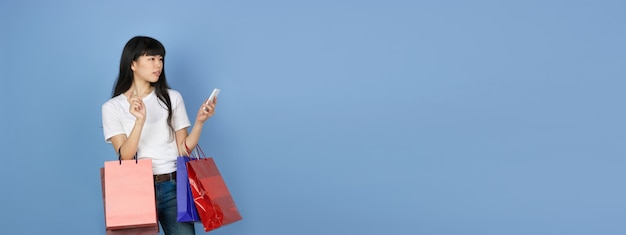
[190,144,206,160]
[117,147,138,164]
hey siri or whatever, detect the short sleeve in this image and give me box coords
[170,90,191,131]
[102,101,125,143]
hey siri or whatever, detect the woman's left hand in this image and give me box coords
[197,97,217,123]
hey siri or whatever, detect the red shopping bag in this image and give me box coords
[100,168,158,235]
[103,158,158,230]
[187,154,242,232]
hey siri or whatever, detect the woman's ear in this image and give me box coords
[130,61,136,71]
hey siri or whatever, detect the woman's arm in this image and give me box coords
[110,119,145,160]
[109,91,147,160]
[176,121,204,155]
[177,97,217,154]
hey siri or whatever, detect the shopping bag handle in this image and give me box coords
[190,144,207,160]
[117,147,138,165]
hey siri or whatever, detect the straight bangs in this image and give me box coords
[140,40,166,57]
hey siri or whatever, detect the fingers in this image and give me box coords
[200,102,216,115]
[204,97,218,105]
[127,91,145,119]
[201,104,213,113]
[125,88,146,121]
[129,97,143,110]
[200,96,217,113]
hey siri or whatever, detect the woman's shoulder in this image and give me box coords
[167,89,182,96]
[167,89,184,100]
[102,94,126,108]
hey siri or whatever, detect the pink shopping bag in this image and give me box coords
[100,168,158,234]
[103,159,158,230]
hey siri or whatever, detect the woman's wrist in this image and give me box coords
[195,118,207,126]
[135,118,146,125]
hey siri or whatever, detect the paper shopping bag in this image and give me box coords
[176,155,201,222]
[188,157,242,232]
[103,159,158,230]
[100,168,159,235]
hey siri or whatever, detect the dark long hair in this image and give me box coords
[112,36,175,137]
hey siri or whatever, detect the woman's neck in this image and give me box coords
[128,82,153,98]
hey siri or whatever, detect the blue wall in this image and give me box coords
[1,1,625,234]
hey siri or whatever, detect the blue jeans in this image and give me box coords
[155,178,196,235]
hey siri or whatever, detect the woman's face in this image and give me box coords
[131,55,163,83]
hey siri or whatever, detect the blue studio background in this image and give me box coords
[1,1,625,234]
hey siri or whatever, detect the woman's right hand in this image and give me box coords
[128,90,146,122]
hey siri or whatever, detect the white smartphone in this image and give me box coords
[206,88,221,104]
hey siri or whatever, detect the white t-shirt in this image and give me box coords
[102,89,191,174]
